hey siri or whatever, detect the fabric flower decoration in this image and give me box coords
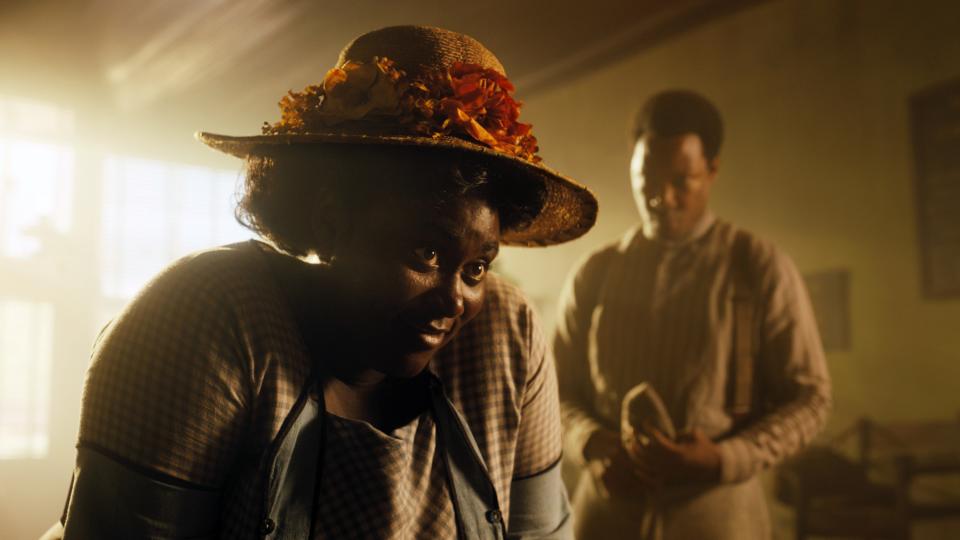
[262,57,540,163]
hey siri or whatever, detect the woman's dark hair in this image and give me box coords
[632,90,724,161]
[236,144,544,257]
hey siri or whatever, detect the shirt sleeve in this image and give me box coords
[76,249,253,488]
[513,297,564,478]
[717,247,833,483]
[509,293,573,539]
[552,246,617,465]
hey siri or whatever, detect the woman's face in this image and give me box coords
[329,191,500,379]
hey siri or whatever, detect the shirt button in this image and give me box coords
[485,509,502,524]
[260,517,276,535]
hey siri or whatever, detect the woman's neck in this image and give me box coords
[322,371,429,432]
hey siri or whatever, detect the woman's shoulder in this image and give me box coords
[88,240,290,389]
[79,241,278,486]
[106,240,291,331]
[437,272,544,379]
[89,240,278,369]
[482,272,532,309]
[139,240,269,299]
[476,273,540,337]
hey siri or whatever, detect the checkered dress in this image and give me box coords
[77,240,561,539]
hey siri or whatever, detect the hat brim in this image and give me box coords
[196,131,597,247]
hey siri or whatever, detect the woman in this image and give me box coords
[53,25,597,539]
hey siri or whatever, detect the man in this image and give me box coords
[554,90,831,539]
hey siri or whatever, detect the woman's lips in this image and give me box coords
[403,319,455,349]
[416,329,446,348]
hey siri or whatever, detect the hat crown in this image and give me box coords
[337,25,506,77]
[196,25,598,247]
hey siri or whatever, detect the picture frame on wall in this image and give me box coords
[910,77,960,298]
[804,269,851,352]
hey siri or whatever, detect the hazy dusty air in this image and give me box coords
[2,0,960,538]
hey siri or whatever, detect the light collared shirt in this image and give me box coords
[554,216,831,484]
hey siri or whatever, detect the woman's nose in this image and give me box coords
[436,273,465,318]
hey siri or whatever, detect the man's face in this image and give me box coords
[630,133,718,241]
[332,192,500,378]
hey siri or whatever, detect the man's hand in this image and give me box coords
[634,428,722,485]
[583,429,649,499]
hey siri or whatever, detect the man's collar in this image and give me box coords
[642,210,716,248]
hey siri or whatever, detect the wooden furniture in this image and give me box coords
[776,417,960,539]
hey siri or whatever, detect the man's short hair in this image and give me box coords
[632,90,724,161]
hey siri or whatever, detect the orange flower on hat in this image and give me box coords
[268,84,324,134]
[434,62,539,162]
[263,57,540,163]
[266,58,404,134]
[320,58,403,121]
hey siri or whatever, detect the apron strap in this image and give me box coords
[427,373,507,540]
[262,381,325,539]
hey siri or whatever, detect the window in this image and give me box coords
[0,97,72,459]
[100,155,250,299]
[0,301,54,459]
[0,97,74,258]
[0,96,251,460]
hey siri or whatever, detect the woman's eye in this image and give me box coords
[463,261,488,282]
[412,247,439,265]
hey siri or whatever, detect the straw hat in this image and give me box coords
[197,25,597,246]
